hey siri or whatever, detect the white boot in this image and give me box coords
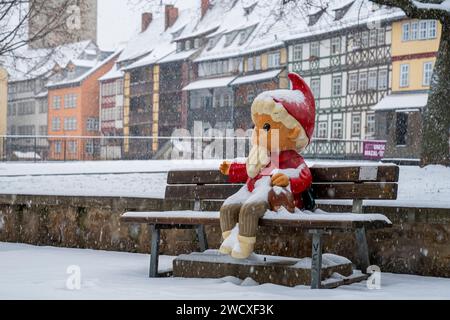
[218,230,232,255]
[231,235,256,259]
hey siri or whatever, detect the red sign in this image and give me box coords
[363,141,386,160]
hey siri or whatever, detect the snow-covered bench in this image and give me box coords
[120,165,399,288]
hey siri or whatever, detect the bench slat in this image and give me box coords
[120,212,392,231]
[165,183,398,201]
[167,166,399,185]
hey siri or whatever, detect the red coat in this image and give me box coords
[228,150,312,209]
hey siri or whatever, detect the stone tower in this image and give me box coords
[29,0,97,49]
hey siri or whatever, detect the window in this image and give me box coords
[194,38,200,48]
[428,20,437,39]
[87,118,99,131]
[64,94,77,109]
[348,73,358,93]
[85,140,94,155]
[201,95,213,109]
[352,114,361,136]
[419,21,428,39]
[239,26,255,45]
[402,23,410,41]
[310,42,320,58]
[411,22,419,40]
[17,125,35,135]
[214,93,221,108]
[368,71,378,90]
[366,113,376,138]
[185,40,191,50]
[332,120,343,139]
[53,96,61,109]
[176,42,183,52]
[400,64,409,87]
[378,69,388,90]
[51,117,61,131]
[55,141,62,154]
[268,52,281,68]
[361,31,369,47]
[225,31,238,47]
[247,89,255,104]
[64,117,77,131]
[68,141,77,154]
[369,30,377,47]
[17,101,35,115]
[331,37,340,55]
[311,78,320,98]
[359,72,368,91]
[39,125,47,136]
[247,57,254,71]
[377,29,385,45]
[423,62,433,86]
[252,56,260,71]
[39,100,47,113]
[396,112,408,145]
[223,94,230,107]
[332,76,342,97]
[318,122,328,138]
[293,44,303,61]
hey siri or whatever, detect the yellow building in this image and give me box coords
[373,18,441,161]
[0,66,8,159]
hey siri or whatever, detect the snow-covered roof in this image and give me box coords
[283,0,405,42]
[158,49,198,64]
[117,1,200,65]
[182,76,236,91]
[3,41,96,82]
[372,92,429,111]
[98,64,124,82]
[230,69,282,86]
[47,51,120,88]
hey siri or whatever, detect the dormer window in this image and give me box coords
[334,1,354,21]
[207,35,221,51]
[224,31,238,47]
[185,40,191,50]
[308,8,326,26]
[238,25,256,45]
[244,2,257,16]
[194,38,200,48]
[176,41,183,52]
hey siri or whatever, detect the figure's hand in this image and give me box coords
[271,173,289,187]
[220,161,231,175]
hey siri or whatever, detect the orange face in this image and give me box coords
[252,113,308,152]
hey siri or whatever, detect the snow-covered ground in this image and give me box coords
[0,242,449,300]
[0,160,449,208]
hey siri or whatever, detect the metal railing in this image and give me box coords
[0,135,380,162]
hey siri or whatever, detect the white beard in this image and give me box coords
[246,144,270,179]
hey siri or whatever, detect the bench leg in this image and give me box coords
[149,224,161,278]
[196,224,208,252]
[310,230,323,289]
[355,227,370,273]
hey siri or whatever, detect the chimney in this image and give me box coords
[141,12,153,32]
[201,0,210,18]
[165,5,179,30]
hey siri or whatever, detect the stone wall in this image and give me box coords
[1,194,449,277]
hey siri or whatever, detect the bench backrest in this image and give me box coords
[165,165,399,203]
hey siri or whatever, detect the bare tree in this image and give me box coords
[0,0,77,57]
[370,0,450,165]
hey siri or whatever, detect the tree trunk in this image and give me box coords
[421,21,450,166]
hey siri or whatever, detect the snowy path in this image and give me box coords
[0,243,449,300]
[0,160,449,208]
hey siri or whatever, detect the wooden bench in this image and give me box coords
[120,164,399,288]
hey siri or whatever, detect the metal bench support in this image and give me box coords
[355,227,370,272]
[310,229,324,289]
[149,224,161,278]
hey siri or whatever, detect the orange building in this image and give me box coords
[47,51,119,160]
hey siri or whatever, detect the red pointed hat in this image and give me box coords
[273,73,316,142]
